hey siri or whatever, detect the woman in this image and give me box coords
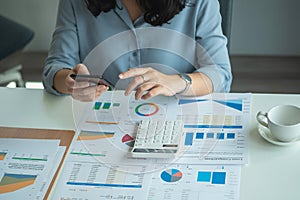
[43,0,232,101]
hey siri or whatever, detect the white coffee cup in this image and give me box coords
[256,105,300,142]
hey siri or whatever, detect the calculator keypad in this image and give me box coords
[131,120,183,158]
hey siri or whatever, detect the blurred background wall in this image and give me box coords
[0,0,299,55]
[0,0,299,92]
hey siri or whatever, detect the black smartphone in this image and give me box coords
[70,74,113,88]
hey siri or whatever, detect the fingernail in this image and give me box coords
[119,74,123,79]
[99,85,106,90]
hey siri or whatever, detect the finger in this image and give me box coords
[135,83,156,100]
[73,64,90,75]
[90,88,106,101]
[72,86,97,98]
[70,80,90,89]
[72,85,107,102]
[140,86,162,100]
[72,90,101,102]
[119,67,150,79]
[65,73,76,90]
[124,75,145,96]
[67,64,91,89]
[94,90,103,100]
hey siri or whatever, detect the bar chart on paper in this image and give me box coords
[178,98,243,111]
[85,99,122,124]
[93,102,121,110]
[197,171,226,185]
[175,94,251,165]
[147,164,241,200]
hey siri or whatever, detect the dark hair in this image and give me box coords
[86,0,187,26]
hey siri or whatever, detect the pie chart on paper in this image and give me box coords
[122,134,135,147]
[160,169,183,183]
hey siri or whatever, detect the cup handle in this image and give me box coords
[256,111,269,128]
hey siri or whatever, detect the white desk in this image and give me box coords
[0,87,299,200]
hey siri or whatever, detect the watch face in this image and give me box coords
[181,73,192,84]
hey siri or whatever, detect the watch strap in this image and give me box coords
[176,73,192,95]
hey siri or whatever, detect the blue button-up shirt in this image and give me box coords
[43,0,232,95]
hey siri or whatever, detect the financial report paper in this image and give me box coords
[0,138,64,200]
[51,91,251,200]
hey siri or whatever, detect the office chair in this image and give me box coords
[218,0,233,49]
[0,15,34,87]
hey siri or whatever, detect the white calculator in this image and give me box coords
[130,120,183,158]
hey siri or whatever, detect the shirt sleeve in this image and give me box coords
[194,0,232,92]
[42,0,80,95]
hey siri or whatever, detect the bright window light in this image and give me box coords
[6,81,44,89]
[25,82,44,89]
[6,82,17,88]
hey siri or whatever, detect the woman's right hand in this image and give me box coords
[53,64,108,102]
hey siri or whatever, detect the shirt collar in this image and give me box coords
[114,0,145,29]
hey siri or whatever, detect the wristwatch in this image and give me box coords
[177,73,192,95]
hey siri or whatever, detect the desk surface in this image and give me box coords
[0,87,300,200]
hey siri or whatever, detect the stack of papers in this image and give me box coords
[51,91,251,200]
[0,138,65,200]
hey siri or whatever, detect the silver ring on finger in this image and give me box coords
[140,75,146,83]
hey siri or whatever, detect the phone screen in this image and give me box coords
[70,74,113,88]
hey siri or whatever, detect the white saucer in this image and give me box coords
[257,126,300,146]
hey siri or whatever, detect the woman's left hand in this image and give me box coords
[119,67,186,100]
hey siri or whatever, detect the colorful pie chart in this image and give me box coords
[160,169,183,183]
[135,103,159,116]
[122,134,135,147]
